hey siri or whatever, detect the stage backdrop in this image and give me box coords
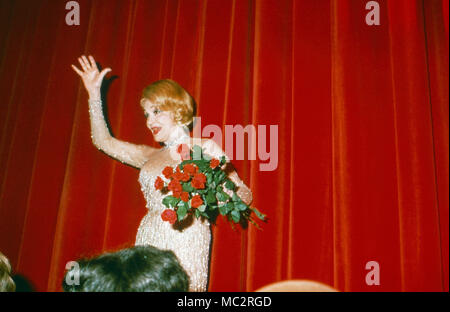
[0,0,448,292]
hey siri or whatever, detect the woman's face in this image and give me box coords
[141,99,178,143]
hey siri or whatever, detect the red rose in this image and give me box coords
[168,179,182,194]
[191,173,206,189]
[183,164,197,176]
[154,176,164,190]
[172,171,184,182]
[180,172,190,182]
[172,190,182,198]
[162,166,173,179]
[177,144,191,161]
[193,173,206,183]
[161,209,177,224]
[191,179,205,189]
[170,166,189,182]
[180,192,189,202]
[210,158,220,169]
[191,195,203,208]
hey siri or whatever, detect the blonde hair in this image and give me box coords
[0,251,15,292]
[140,79,196,127]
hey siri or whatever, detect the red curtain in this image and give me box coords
[0,0,448,292]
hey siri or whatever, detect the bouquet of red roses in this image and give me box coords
[154,144,265,227]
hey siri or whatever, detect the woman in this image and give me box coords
[71,55,252,291]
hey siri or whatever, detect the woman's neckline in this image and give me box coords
[162,133,191,150]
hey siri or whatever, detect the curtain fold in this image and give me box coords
[0,0,448,292]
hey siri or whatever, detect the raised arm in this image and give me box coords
[202,139,253,205]
[72,55,156,169]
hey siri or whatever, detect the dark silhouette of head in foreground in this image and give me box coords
[62,246,189,292]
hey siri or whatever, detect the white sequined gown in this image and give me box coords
[135,157,211,292]
[87,98,252,292]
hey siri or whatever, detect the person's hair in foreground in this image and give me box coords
[0,251,16,292]
[62,246,189,292]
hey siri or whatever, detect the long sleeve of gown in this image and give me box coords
[88,99,153,168]
[227,169,253,205]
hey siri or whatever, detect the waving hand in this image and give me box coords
[71,55,111,99]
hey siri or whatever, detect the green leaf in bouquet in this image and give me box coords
[213,173,219,185]
[232,192,241,202]
[209,181,216,190]
[206,191,217,204]
[162,196,171,208]
[218,205,228,216]
[189,159,203,169]
[220,155,226,165]
[225,201,234,212]
[235,202,248,211]
[183,159,203,167]
[213,171,224,185]
[172,197,181,207]
[231,209,240,223]
[206,172,213,185]
[177,205,187,221]
[197,204,206,212]
[216,191,227,202]
[182,182,194,193]
[194,209,200,218]
[220,171,227,182]
[224,179,235,191]
[196,161,210,172]
[196,209,208,218]
[221,191,230,201]
[162,196,180,208]
[250,207,266,221]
